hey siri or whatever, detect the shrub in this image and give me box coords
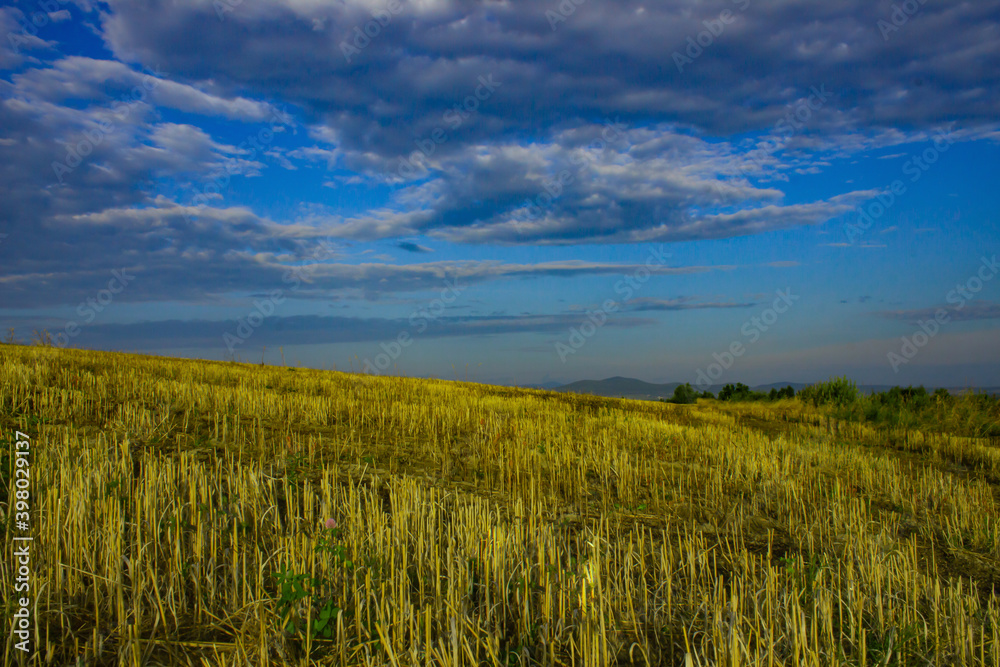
[718,383,767,402]
[669,383,698,404]
[799,376,858,407]
[766,386,796,400]
[718,383,748,401]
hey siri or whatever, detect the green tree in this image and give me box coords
[670,383,698,404]
[719,383,753,401]
[799,376,858,406]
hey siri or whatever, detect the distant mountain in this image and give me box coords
[551,377,1000,401]
[523,381,565,390]
[555,376,682,400]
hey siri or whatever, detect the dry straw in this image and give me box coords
[0,345,997,665]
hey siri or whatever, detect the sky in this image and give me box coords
[1,0,999,388]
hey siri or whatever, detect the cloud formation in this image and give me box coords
[33,311,659,352]
[98,0,1000,151]
[2,0,998,376]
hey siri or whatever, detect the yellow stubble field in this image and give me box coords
[1,345,998,666]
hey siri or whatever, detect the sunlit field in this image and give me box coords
[2,345,999,666]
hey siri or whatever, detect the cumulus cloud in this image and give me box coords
[96,0,1000,156]
[0,176,740,307]
[297,124,882,245]
[11,56,280,121]
[0,7,57,69]
[3,0,998,318]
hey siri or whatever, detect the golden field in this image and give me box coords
[1,345,999,666]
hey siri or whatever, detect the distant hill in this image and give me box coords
[550,377,1000,401]
[523,381,565,390]
[555,376,682,400]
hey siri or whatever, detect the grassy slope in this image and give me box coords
[1,344,999,666]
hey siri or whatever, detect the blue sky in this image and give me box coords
[1,0,999,388]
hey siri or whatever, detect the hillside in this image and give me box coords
[2,345,999,666]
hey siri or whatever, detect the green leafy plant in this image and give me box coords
[284,452,309,482]
[311,598,342,640]
[778,553,826,601]
[669,383,698,404]
[272,566,315,634]
[799,376,858,407]
[315,519,354,569]
[270,519,380,645]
